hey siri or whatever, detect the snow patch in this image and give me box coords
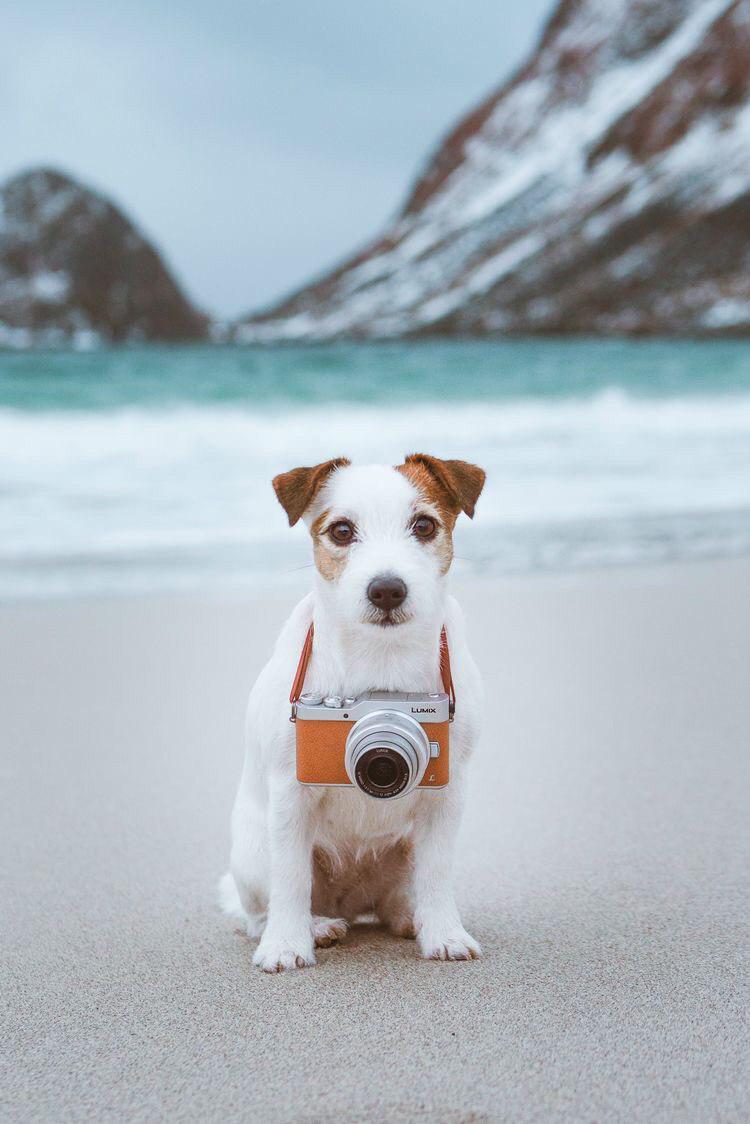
[702,298,750,327]
[30,271,70,303]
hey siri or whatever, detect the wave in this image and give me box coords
[4,385,750,451]
[2,386,750,596]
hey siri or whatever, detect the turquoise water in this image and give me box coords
[2,339,750,599]
[2,338,750,410]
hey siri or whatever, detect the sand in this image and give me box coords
[2,560,749,1122]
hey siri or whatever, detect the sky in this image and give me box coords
[2,1,553,318]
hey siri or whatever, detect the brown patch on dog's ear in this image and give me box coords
[272,458,350,526]
[400,454,486,519]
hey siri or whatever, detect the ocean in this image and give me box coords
[2,338,749,600]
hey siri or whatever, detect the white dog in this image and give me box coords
[220,454,486,971]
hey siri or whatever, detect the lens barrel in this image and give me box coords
[344,711,430,800]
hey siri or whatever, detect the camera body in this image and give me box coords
[295,690,450,799]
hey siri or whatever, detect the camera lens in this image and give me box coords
[354,746,409,798]
[344,710,431,800]
[366,754,398,789]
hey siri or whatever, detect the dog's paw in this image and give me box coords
[312,916,348,948]
[388,914,417,940]
[419,926,482,962]
[252,933,316,973]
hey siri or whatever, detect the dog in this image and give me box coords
[219,453,486,971]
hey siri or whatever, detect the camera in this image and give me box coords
[294,690,450,799]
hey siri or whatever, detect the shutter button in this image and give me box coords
[323,696,343,708]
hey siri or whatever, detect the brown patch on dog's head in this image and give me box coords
[396,454,485,574]
[272,458,350,526]
[397,454,485,525]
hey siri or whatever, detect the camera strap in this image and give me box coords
[290,623,456,720]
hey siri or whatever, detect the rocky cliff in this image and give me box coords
[0,168,208,346]
[238,0,750,339]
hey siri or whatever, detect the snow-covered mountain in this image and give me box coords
[238,0,750,340]
[0,168,208,346]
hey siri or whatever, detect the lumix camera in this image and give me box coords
[294,691,450,799]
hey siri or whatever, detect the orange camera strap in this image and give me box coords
[290,623,456,718]
[289,623,316,708]
[439,628,455,718]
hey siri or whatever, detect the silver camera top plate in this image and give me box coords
[295,690,450,723]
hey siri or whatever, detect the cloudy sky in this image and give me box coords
[2,1,552,317]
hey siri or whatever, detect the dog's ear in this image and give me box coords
[402,454,486,519]
[272,458,350,526]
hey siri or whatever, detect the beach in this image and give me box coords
[2,558,748,1122]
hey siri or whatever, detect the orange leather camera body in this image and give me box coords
[295,692,450,796]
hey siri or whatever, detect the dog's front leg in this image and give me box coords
[412,783,481,962]
[252,775,316,972]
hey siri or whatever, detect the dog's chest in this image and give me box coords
[309,784,431,851]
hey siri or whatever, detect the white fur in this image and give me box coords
[220,464,484,971]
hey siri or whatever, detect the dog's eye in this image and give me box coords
[412,515,437,541]
[328,520,355,545]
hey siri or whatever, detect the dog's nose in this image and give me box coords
[367,575,407,611]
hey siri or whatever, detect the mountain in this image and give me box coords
[0,168,208,346]
[237,0,750,340]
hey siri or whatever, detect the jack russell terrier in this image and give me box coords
[220,453,486,971]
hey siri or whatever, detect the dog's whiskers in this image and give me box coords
[281,561,315,574]
[362,604,410,627]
